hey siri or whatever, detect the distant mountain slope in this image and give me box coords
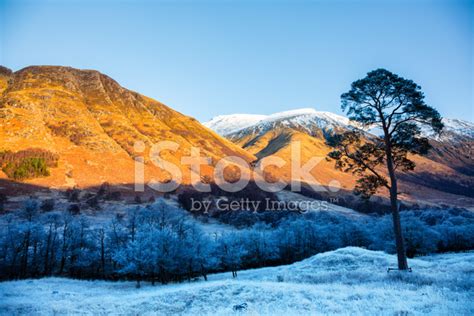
[205,108,474,208]
[0,65,255,190]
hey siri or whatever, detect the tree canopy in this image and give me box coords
[329,68,443,198]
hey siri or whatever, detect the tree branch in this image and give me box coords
[341,145,390,190]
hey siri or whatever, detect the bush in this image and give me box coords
[0,148,58,180]
[47,123,92,146]
[86,195,100,209]
[22,199,39,220]
[68,204,81,215]
[0,199,471,283]
[402,216,440,257]
[0,193,6,213]
[134,195,142,204]
[3,158,49,180]
[40,199,55,212]
[105,191,122,201]
[66,188,80,202]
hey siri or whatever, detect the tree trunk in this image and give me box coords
[99,229,105,276]
[201,264,208,281]
[389,189,408,270]
[32,240,38,276]
[21,230,30,277]
[44,229,51,275]
[384,139,409,270]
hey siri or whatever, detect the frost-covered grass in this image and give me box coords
[1,247,473,315]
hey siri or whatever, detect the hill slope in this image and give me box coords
[0,65,255,191]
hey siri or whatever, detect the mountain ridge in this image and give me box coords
[0,65,255,190]
[205,108,474,140]
[204,108,474,208]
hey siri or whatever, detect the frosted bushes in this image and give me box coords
[0,198,472,282]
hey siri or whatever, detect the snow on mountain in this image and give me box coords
[443,118,474,137]
[204,108,354,137]
[262,108,350,127]
[1,248,472,315]
[205,108,474,142]
[204,114,267,136]
[421,118,474,141]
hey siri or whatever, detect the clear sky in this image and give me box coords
[1,0,472,122]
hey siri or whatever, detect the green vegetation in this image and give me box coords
[0,148,58,180]
[3,158,50,180]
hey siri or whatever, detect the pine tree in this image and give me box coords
[328,69,443,270]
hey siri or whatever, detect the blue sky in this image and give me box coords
[1,0,472,122]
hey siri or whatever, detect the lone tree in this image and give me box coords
[328,69,443,270]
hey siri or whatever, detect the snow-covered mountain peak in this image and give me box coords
[420,118,474,140]
[442,118,474,138]
[204,108,352,136]
[264,108,318,121]
[204,108,474,142]
[262,108,350,126]
[204,114,267,136]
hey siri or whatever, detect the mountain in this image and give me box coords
[205,108,474,208]
[0,65,255,192]
[421,118,474,141]
[204,114,267,136]
[1,65,471,208]
[204,108,354,137]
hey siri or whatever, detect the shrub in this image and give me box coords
[40,199,55,212]
[66,188,80,202]
[47,123,92,146]
[134,195,142,204]
[402,216,440,257]
[86,195,100,209]
[0,199,471,283]
[22,198,39,220]
[68,203,81,215]
[0,193,6,213]
[0,148,58,180]
[3,157,50,180]
[0,148,58,167]
[105,191,122,201]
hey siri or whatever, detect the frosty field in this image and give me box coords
[1,247,473,315]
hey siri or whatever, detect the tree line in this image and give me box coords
[1,198,472,286]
